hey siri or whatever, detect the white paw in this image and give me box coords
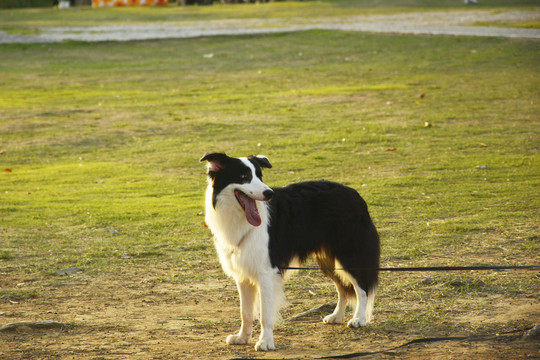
[347,317,366,328]
[254,338,275,351]
[323,313,344,324]
[226,334,249,345]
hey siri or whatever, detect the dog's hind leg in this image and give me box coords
[347,279,368,328]
[316,251,348,325]
[227,280,256,345]
[323,281,347,324]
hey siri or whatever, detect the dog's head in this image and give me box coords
[200,153,274,227]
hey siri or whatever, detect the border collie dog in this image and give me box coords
[201,153,380,351]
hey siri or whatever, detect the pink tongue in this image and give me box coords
[237,191,262,227]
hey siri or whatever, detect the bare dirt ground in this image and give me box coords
[1,267,538,359]
[1,9,540,43]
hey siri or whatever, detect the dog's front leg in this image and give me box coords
[255,275,276,351]
[227,280,256,345]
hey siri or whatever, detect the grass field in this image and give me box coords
[0,1,539,359]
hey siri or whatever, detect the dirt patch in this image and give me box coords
[1,270,538,359]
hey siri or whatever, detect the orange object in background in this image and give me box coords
[92,0,169,6]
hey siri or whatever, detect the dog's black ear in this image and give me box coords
[249,155,272,169]
[200,153,229,173]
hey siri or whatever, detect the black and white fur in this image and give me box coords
[201,153,380,351]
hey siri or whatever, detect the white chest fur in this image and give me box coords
[205,184,275,282]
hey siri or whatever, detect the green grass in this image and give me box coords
[0,1,539,338]
[1,32,538,268]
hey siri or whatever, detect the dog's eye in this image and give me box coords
[240,173,250,181]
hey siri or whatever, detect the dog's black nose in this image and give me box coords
[263,190,274,201]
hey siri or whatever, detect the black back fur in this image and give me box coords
[267,181,380,295]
